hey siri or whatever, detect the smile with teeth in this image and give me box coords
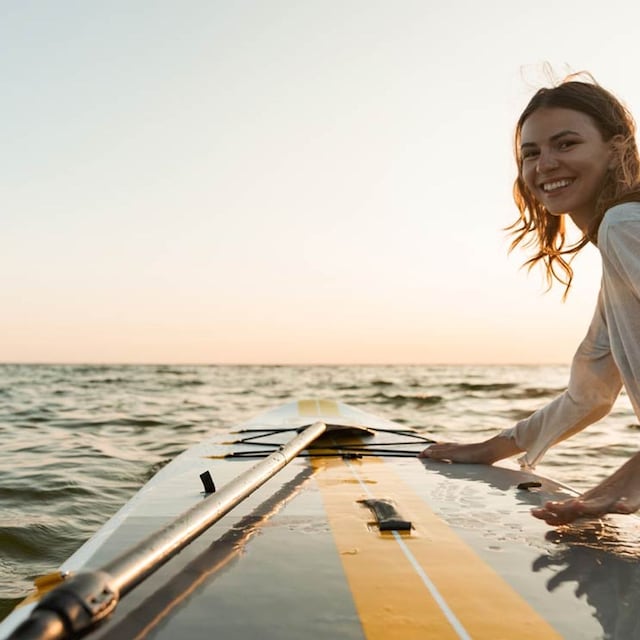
[541,178,574,193]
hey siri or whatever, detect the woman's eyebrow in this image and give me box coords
[549,129,582,141]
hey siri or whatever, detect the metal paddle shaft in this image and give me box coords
[8,421,328,640]
[105,420,327,594]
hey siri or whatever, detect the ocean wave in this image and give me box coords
[437,382,564,401]
[501,387,565,400]
[370,392,444,407]
[0,519,83,606]
[0,482,93,503]
[446,382,518,393]
[86,417,168,428]
[170,379,207,387]
[0,522,74,560]
[85,377,132,385]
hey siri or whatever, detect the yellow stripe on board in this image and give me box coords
[297,399,341,417]
[311,454,562,640]
[298,399,318,416]
[318,399,340,417]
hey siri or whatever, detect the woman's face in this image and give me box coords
[520,107,615,229]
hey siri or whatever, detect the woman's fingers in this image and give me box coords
[531,492,640,525]
[531,499,586,525]
[418,442,483,463]
[418,443,451,459]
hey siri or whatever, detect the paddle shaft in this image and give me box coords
[9,421,328,640]
[106,420,327,595]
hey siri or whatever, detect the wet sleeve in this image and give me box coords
[500,293,622,469]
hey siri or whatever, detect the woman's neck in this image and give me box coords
[568,209,596,237]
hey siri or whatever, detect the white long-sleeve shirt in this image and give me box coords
[502,202,640,468]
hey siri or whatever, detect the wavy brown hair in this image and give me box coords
[509,75,640,296]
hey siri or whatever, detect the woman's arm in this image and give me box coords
[506,297,622,468]
[420,292,622,467]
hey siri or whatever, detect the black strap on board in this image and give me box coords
[359,498,412,531]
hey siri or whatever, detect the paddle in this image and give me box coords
[8,421,328,640]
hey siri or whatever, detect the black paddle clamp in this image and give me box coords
[8,571,119,640]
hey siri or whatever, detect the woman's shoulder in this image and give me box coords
[598,201,640,255]
[599,201,640,235]
[603,200,640,222]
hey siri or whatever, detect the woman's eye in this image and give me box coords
[522,150,539,160]
[558,140,577,150]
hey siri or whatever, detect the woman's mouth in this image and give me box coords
[541,178,575,193]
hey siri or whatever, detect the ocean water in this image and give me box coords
[1,363,638,622]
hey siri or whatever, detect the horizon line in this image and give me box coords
[0,361,569,367]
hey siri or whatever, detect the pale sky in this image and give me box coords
[2,0,640,365]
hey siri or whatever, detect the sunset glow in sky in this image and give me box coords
[3,1,640,364]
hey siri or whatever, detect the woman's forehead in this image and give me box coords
[520,107,600,143]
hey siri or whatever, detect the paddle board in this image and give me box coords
[3,399,640,639]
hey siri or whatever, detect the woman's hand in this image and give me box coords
[418,434,522,465]
[532,451,640,525]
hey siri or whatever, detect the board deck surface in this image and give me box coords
[3,399,640,639]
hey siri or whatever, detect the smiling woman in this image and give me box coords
[420,75,640,527]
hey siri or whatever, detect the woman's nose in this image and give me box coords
[536,150,559,173]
